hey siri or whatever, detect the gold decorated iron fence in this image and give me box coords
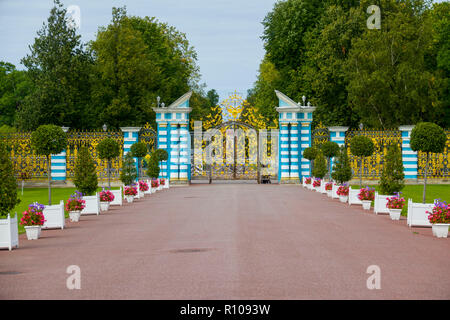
[66,130,124,182]
[345,129,402,180]
[417,130,450,179]
[0,132,49,180]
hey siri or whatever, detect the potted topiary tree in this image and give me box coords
[0,141,21,250]
[31,125,67,205]
[120,152,137,187]
[312,150,327,180]
[331,146,352,185]
[410,122,447,203]
[349,135,374,188]
[130,142,148,180]
[320,141,340,180]
[379,143,404,195]
[303,147,318,177]
[97,138,120,189]
[147,153,160,192]
[73,146,98,196]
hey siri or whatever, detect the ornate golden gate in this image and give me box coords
[190,92,278,181]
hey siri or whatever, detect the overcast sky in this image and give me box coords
[0,0,445,103]
[0,0,278,102]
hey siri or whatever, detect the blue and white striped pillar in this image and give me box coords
[169,123,180,181]
[279,123,290,182]
[275,90,316,184]
[51,126,69,181]
[399,125,417,180]
[179,123,190,181]
[300,122,312,178]
[157,122,168,178]
[120,127,141,180]
[289,122,300,182]
[328,126,349,174]
[153,91,192,184]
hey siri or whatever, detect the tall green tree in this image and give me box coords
[301,4,364,127]
[73,146,99,196]
[90,7,202,129]
[0,62,32,127]
[0,141,20,218]
[379,143,404,195]
[346,0,444,129]
[17,0,93,130]
[31,125,67,205]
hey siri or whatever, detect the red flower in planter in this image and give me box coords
[358,187,375,201]
[426,199,450,224]
[124,186,138,196]
[99,190,115,202]
[305,177,311,184]
[138,181,149,192]
[325,182,333,191]
[20,203,46,226]
[386,193,405,209]
[337,184,349,196]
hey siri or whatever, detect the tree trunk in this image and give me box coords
[47,155,51,205]
[359,157,362,188]
[328,157,332,180]
[108,160,111,189]
[422,153,429,204]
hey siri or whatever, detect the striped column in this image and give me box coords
[179,123,190,181]
[51,127,69,181]
[399,125,417,180]
[169,123,180,180]
[120,127,141,180]
[279,123,290,182]
[299,122,312,178]
[328,127,349,174]
[289,122,300,182]
[157,122,168,178]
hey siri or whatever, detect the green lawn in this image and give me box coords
[11,186,120,234]
[350,184,450,215]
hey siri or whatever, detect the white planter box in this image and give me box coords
[134,189,144,199]
[69,211,81,222]
[100,202,110,212]
[389,209,402,220]
[81,193,100,215]
[144,180,152,195]
[125,195,134,203]
[326,190,332,197]
[362,200,372,210]
[42,200,65,230]
[432,224,449,238]
[348,188,362,206]
[164,179,170,189]
[319,182,327,194]
[0,214,19,251]
[374,192,393,215]
[407,199,434,227]
[110,187,123,206]
[339,195,348,203]
[331,183,339,199]
[25,225,41,240]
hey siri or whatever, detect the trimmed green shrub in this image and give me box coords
[73,146,98,196]
[31,124,67,205]
[131,142,148,179]
[320,141,340,179]
[379,143,404,195]
[146,154,160,179]
[0,141,20,218]
[312,151,327,179]
[331,146,352,184]
[97,138,121,188]
[350,135,375,187]
[303,147,318,176]
[120,152,137,186]
[410,122,447,203]
[154,148,168,162]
